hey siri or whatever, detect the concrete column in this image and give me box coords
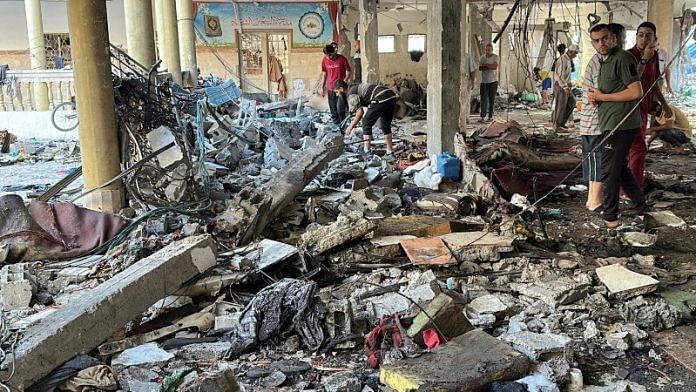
[124,0,156,68]
[359,0,379,84]
[459,2,469,132]
[427,0,462,155]
[155,0,182,84]
[648,0,674,60]
[176,0,198,86]
[24,0,49,110]
[67,0,124,212]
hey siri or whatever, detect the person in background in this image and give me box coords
[657,46,673,95]
[478,43,499,123]
[333,80,398,158]
[534,67,552,106]
[647,102,692,151]
[578,26,604,213]
[552,44,579,131]
[320,44,351,124]
[628,21,671,190]
[353,40,362,83]
[587,23,649,229]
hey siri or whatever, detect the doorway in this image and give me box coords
[238,32,291,98]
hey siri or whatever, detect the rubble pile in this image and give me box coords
[0,53,695,391]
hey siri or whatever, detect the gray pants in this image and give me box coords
[480,82,498,119]
[552,83,576,129]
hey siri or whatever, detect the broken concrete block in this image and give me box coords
[176,342,233,361]
[180,365,241,392]
[567,368,583,392]
[510,278,590,307]
[466,294,508,318]
[147,125,184,168]
[401,270,440,304]
[112,343,174,367]
[1,235,217,390]
[215,143,242,168]
[300,211,377,257]
[516,373,560,392]
[0,263,36,309]
[367,292,411,319]
[501,331,573,362]
[400,237,455,266]
[441,231,515,263]
[407,293,474,348]
[621,232,658,247]
[380,330,530,392]
[620,296,681,330]
[644,210,686,230]
[325,299,353,341]
[595,264,658,300]
[535,358,570,384]
[215,312,242,330]
[323,371,362,392]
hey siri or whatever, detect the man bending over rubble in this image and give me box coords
[587,23,649,229]
[333,80,397,158]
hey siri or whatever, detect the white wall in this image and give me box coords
[0,0,127,51]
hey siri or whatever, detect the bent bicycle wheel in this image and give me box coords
[51,101,79,132]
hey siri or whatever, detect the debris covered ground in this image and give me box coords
[1,54,696,392]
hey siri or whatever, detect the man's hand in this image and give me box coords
[587,87,603,104]
[345,125,354,135]
[563,87,570,96]
[320,88,326,98]
[643,42,657,61]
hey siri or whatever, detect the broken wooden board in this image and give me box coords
[380,329,530,392]
[440,231,515,262]
[375,216,454,238]
[400,237,455,266]
[595,264,659,300]
[652,324,696,373]
[300,212,377,258]
[1,235,217,390]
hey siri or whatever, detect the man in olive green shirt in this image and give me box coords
[587,23,648,228]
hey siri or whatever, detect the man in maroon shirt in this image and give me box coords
[320,44,352,124]
[628,21,670,189]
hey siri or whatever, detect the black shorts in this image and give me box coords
[362,99,396,136]
[658,129,690,146]
[581,135,603,181]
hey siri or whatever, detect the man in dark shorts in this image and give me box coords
[587,23,649,228]
[333,80,397,157]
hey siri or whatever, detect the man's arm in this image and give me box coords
[654,87,672,117]
[343,57,352,82]
[345,107,364,135]
[664,66,673,94]
[589,81,643,103]
[320,71,327,97]
[469,73,476,90]
[637,43,657,77]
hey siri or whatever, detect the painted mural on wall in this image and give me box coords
[193,2,338,48]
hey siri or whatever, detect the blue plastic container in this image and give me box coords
[437,152,461,181]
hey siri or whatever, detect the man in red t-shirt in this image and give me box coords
[628,21,670,189]
[320,44,351,124]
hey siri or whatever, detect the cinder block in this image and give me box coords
[0,263,36,309]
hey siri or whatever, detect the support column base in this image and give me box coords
[84,189,125,213]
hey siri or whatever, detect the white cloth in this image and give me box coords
[479,54,499,83]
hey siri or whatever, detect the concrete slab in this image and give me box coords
[440,231,515,262]
[501,331,573,362]
[466,294,508,318]
[380,330,531,392]
[595,264,658,300]
[510,278,590,307]
[1,235,217,390]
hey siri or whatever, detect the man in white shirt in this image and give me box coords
[552,44,579,131]
[478,43,499,122]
